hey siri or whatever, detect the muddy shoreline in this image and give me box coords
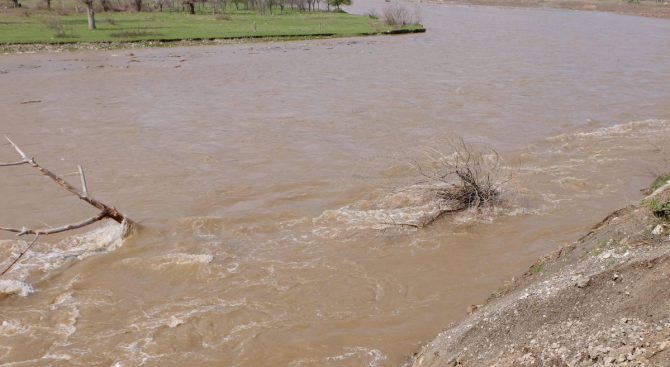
[407,182,670,366]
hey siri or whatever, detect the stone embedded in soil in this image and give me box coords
[652,224,664,235]
[575,276,590,288]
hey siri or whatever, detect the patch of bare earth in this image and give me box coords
[406,183,670,367]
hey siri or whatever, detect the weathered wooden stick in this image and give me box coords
[0,211,109,237]
[78,165,89,196]
[1,234,39,276]
[1,136,134,276]
[3,136,130,224]
[0,158,30,167]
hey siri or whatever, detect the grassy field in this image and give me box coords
[0,3,421,44]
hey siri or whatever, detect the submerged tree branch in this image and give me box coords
[1,136,134,276]
[0,211,109,237]
[1,234,39,276]
[3,136,129,224]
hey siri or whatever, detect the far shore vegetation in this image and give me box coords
[0,0,424,46]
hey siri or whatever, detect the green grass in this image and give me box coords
[645,197,670,221]
[649,173,670,193]
[0,6,421,44]
[532,264,544,274]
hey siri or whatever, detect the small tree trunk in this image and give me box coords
[46,0,51,10]
[188,2,195,13]
[86,2,96,29]
[12,0,18,8]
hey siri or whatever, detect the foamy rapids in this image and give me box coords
[0,220,134,296]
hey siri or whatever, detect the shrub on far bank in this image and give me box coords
[381,2,422,27]
[42,16,80,37]
[109,29,164,37]
[54,7,73,16]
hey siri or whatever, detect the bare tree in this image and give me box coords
[0,137,134,276]
[154,0,170,11]
[79,0,96,29]
[211,0,229,13]
[100,0,115,11]
[183,0,195,13]
[382,2,422,26]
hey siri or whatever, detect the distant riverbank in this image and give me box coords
[0,3,424,53]
[412,0,670,19]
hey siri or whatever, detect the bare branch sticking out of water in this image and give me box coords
[0,136,135,276]
[383,137,512,229]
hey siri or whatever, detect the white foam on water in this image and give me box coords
[0,220,133,289]
[0,319,28,337]
[152,253,213,269]
[122,253,214,271]
[325,347,387,367]
[0,280,33,297]
[42,353,72,361]
[547,119,670,142]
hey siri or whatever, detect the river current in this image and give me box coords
[1,1,670,365]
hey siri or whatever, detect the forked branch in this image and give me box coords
[0,136,134,276]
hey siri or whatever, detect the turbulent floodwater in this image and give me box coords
[1,1,670,366]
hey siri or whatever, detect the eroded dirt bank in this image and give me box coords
[408,184,670,367]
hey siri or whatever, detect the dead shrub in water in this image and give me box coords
[382,3,422,27]
[405,138,506,227]
[371,137,512,230]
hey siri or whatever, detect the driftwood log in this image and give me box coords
[0,136,134,276]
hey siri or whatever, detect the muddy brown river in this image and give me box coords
[1,1,670,366]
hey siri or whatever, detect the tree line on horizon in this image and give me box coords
[7,0,353,30]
